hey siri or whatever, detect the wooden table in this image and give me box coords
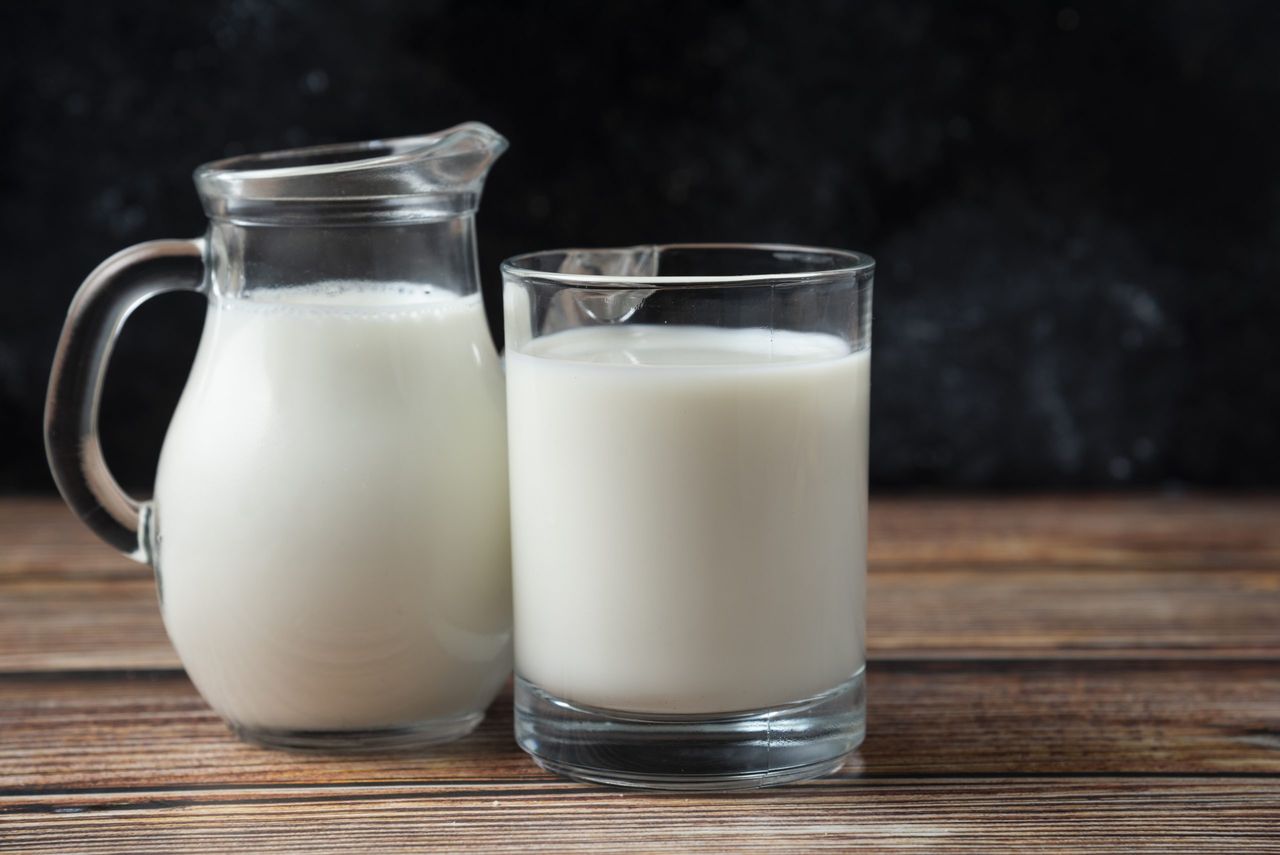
[1,495,1278,852]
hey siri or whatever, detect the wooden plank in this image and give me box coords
[1,660,1276,793]
[868,566,1280,659]
[7,494,1280,578]
[2,496,1277,851]
[868,493,1280,568]
[4,563,1278,672]
[0,499,141,578]
[2,778,1278,853]
[0,577,174,670]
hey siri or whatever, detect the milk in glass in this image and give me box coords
[507,324,869,715]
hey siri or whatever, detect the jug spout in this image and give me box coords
[410,121,509,188]
[194,122,508,224]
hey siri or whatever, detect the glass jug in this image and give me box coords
[45,123,512,750]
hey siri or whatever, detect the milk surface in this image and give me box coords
[507,325,869,715]
[154,284,511,731]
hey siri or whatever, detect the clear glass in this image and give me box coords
[45,124,512,750]
[502,244,874,789]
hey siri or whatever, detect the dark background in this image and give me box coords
[2,0,1277,492]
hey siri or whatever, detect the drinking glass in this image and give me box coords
[502,244,874,789]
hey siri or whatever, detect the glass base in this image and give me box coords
[232,712,484,752]
[514,670,865,791]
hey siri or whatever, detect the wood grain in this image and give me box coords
[3,495,1279,852]
[5,566,1279,672]
[868,566,1280,659]
[0,577,173,670]
[4,496,1279,671]
[4,779,1279,853]
[1,660,1276,792]
[7,494,1280,577]
[0,499,139,577]
[867,494,1280,568]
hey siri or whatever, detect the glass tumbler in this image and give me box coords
[502,244,874,789]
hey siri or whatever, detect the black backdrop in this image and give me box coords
[3,0,1278,491]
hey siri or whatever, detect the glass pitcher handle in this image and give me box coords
[44,238,206,563]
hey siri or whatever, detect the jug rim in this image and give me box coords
[194,122,507,225]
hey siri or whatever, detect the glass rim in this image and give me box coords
[501,243,875,288]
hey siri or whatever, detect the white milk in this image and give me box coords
[507,325,869,715]
[154,284,511,732]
